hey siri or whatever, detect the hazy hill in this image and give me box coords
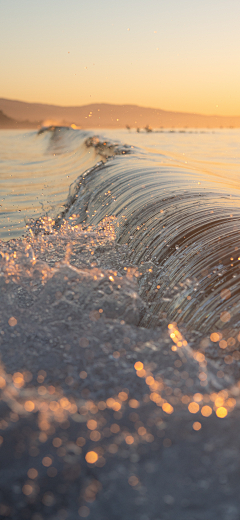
[0,109,39,129]
[1,98,240,129]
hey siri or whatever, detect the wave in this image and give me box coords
[1,126,240,334]
[51,129,240,334]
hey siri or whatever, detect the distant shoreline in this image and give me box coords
[1,98,240,129]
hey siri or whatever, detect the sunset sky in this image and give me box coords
[1,0,240,115]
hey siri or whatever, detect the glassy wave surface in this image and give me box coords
[1,127,240,333]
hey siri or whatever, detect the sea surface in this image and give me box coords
[1,127,240,518]
[1,127,240,332]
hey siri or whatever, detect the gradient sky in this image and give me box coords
[1,0,240,115]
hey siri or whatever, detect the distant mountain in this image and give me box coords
[0,98,240,128]
[0,109,38,129]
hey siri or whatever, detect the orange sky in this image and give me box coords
[1,0,240,116]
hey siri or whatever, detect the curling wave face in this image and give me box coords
[1,126,240,333]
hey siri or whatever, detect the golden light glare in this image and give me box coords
[201,406,212,417]
[52,437,62,447]
[125,435,134,445]
[22,484,33,496]
[162,403,174,414]
[129,399,140,409]
[8,317,17,327]
[188,402,200,414]
[216,407,228,418]
[90,431,101,441]
[193,422,202,431]
[210,333,220,342]
[193,393,203,403]
[27,468,38,479]
[134,361,144,371]
[42,457,52,467]
[219,340,227,349]
[220,311,231,323]
[87,419,98,431]
[24,400,35,412]
[85,451,99,463]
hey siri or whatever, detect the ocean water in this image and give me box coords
[1,127,240,333]
[1,127,240,518]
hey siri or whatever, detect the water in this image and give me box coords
[1,127,240,333]
[1,127,240,518]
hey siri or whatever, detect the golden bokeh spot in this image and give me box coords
[42,456,52,467]
[216,407,228,418]
[199,372,207,381]
[110,423,120,433]
[87,419,98,431]
[128,476,139,486]
[210,333,220,342]
[188,402,200,414]
[220,289,231,300]
[85,451,98,463]
[220,311,231,323]
[193,393,203,403]
[134,361,144,371]
[194,352,205,363]
[60,397,70,409]
[137,368,146,377]
[27,468,38,479]
[24,401,35,412]
[49,401,59,411]
[193,422,202,431]
[98,401,106,410]
[227,398,236,408]
[13,372,24,388]
[201,405,212,417]
[8,317,17,327]
[145,376,154,386]
[105,397,115,408]
[22,484,33,496]
[52,437,62,448]
[79,371,87,379]
[219,340,227,349]
[38,386,47,395]
[162,403,174,414]
[90,430,101,441]
[215,397,224,407]
[227,337,236,347]
[76,437,86,447]
[125,435,134,445]
[129,399,139,409]
[138,426,147,436]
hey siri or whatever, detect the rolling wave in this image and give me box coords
[56,129,240,333]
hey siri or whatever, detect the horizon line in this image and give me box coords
[1,97,240,119]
